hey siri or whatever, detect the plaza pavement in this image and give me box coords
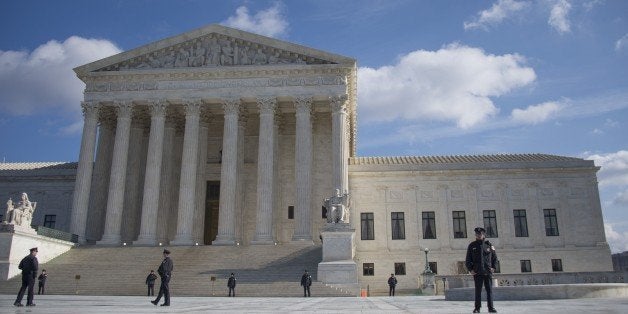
[1,294,627,313]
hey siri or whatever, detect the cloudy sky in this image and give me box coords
[1,0,627,252]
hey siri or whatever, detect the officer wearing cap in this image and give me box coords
[465,227,498,313]
[14,247,39,307]
[151,249,173,306]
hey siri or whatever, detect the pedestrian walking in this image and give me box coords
[387,273,397,296]
[14,247,39,307]
[300,270,312,297]
[37,269,47,295]
[151,249,173,306]
[227,273,236,297]
[145,270,157,296]
[466,227,498,313]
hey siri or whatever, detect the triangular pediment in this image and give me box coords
[74,24,355,75]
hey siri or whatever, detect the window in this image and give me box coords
[483,210,498,238]
[322,206,327,219]
[288,206,294,219]
[456,261,467,274]
[513,209,529,237]
[43,215,56,229]
[0,214,3,222]
[363,263,374,276]
[428,262,438,274]
[391,212,405,240]
[361,213,374,240]
[552,259,563,272]
[394,263,406,275]
[494,260,501,273]
[544,209,559,236]
[452,211,467,238]
[520,260,532,273]
[422,211,436,239]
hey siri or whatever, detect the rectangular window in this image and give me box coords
[391,212,405,240]
[0,214,3,222]
[544,209,560,236]
[520,260,532,273]
[452,211,467,238]
[363,263,374,276]
[483,210,498,238]
[513,209,529,237]
[361,213,375,240]
[394,262,406,275]
[428,262,438,274]
[422,211,436,239]
[552,259,563,272]
[322,206,327,219]
[288,206,294,219]
[43,214,56,229]
[456,261,467,274]
[494,260,501,273]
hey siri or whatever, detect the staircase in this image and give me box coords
[0,244,354,297]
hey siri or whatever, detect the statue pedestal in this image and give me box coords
[317,223,358,294]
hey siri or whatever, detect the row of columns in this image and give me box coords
[69,95,349,245]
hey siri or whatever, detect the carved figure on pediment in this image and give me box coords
[240,47,252,65]
[174,47,190,67]
[190,42,206,67]
[207,38,221,65]
[220,42,234,65]
[253,48,267,65]
[268,51,280,64]
[294,54,307,64]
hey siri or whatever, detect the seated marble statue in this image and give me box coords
[4,193,36,228]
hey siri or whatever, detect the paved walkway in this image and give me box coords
[1,294,627,313]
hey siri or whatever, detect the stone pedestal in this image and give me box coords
[317,223,358,287]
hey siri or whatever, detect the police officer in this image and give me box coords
[466,227,498,313]
[145,270,157,296]
[387,273,397,296]
[151,249,173,306]
[227,273,236,297]
[300,270,312,297]
[14,247,39,307]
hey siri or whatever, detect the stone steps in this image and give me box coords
[0,244,354,297]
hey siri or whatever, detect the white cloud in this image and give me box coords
[548,0,572,34]
[510,101,564,124]
[614,189,628,206]
[222,2,288,38]
[615,33,628,52]
[464,0,528,30]
[586,150,628,187]
[0,36,121,117]
[357,43,536,129]
[605,223,628,253]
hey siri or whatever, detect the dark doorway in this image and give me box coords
[204,181,220,245]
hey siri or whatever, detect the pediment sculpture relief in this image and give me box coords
[97,34,334,71]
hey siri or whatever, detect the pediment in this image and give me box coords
[75,24,355,76]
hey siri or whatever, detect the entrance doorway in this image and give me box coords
[204,181,220,245]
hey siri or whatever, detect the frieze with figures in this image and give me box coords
[96,34,335,72]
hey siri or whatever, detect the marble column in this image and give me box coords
[171,100,202,245]
[98,101,133,245]
[214,99,240,245]
[157,120,176,244]
[135,101,168,245]
[252,97,277,245]
[69,102,99,243]
[193,118,209,244]
[292,96,313,241]
[121,119,147,242]
[330,95,349,194]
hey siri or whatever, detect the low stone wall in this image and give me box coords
[0,227,74,280]
[446,283,628,301]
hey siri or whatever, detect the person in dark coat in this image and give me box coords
[151,249,173,306]
[466,227,498,313]
[300,270,312,297]
[227,273,236,297]
[387,274,397,296]
[145,270,157,296]
[37,269,47,295]
[14,247,39,307]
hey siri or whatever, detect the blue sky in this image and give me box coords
[1,0,627,252]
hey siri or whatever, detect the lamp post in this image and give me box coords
[423,247,433,274]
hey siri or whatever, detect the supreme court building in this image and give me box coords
[1,25,613,289]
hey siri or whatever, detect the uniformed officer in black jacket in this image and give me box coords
[465,227,498,313]
[145,270,157,296]
[14,247,39,307]
[227,273,236,297]
[151,249,173,306]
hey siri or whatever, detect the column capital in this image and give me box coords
[148,100,169,118]
[294,96,313,114]
[222,98,241,116]
[183,99,202,116]
[113,101,133,118]
[329,94,348,113]
[257,96,277,114]
[81,102,99,120]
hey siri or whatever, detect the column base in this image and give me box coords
[291,234,313,242]
[97,234,121,246]
[170,235,195,246]
[212,235,236,246]
[133,236,158,246]
[250,236,275,245]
